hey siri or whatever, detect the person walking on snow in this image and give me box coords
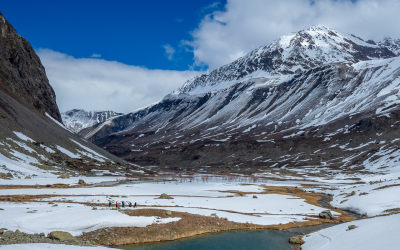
[108,201,111,208]
[116,201,118,208]
[134,202,137,208]
[122,201,125,208]
[129,202,132,207]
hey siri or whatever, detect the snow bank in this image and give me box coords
[0,202,180,236]
[302,214,400,250]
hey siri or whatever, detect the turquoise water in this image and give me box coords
[118,224,331,250]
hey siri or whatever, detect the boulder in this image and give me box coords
[319,210,333,219]
[6,173,13,179]
[78,179,85,185]
[0,229,3,234]
[159,193,173,199]
[165,210,172,216]
[348,225,357,230]
[253,195,258,198]
[47,231,76,242]
[289,236,304,244]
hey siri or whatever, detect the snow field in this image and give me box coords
[326,179,400,216]
[302,213,400,250]
[41,193,337,218]
[0,202,180,236]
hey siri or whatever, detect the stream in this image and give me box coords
[117,195,360,250]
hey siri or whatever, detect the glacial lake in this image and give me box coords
[118,224,332,250]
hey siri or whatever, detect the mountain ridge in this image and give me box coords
[62,109,123,133]
[80,25,400,174]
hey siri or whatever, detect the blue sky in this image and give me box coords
[1,0,225,71]
[1,0,399,113]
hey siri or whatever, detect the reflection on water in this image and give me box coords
[119,224,332,250]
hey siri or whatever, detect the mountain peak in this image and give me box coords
[62,109,123,133]
[177,26,398,95]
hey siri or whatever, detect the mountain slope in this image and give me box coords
[0,13,61,122]
[0,13,144,179]
[82,26,400,175]
[62,109,123,133]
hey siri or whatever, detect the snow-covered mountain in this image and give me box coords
[81,25,400,174]
[62,109,123,133]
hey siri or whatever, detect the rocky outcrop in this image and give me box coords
[289,235,304,245]
[0,12,61,122]
[319,210,333,219]
[159,193,173,199]
[0,229,89,245]
[47,231,76,242]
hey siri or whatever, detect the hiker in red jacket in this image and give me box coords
[116,201,118,208]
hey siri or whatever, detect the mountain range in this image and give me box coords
[74,25,400,175]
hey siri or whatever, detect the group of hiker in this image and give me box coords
[108,201,137,208]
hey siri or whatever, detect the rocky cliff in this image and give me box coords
[0,12,61,122]
[0,13,142,178]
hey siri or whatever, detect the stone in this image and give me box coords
[348,225,357,230]
[253,195,258,198]
[47,231,76,242]
[319,210,333,219]
[159,193,173,199]
[78,179,85,185]
[35,186,41,189]
[165,210,172,216]
[7,197,12,201]
[0,229,3,234]
[289,236,304,245]
[6,172,13,178]
[48,201,54,204]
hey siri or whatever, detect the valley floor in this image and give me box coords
[1,148,399,249]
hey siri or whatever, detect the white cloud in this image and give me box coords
[186,0,400,70]
[162,44,175,60]
[37,49,199,113]
[90,53,102,58]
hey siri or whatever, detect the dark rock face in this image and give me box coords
[0,12,61,122]
[0,13,132,176]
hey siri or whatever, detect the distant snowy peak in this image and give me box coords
[378,37,400,56]
[178,25,398,94]
[62,109,123,133]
